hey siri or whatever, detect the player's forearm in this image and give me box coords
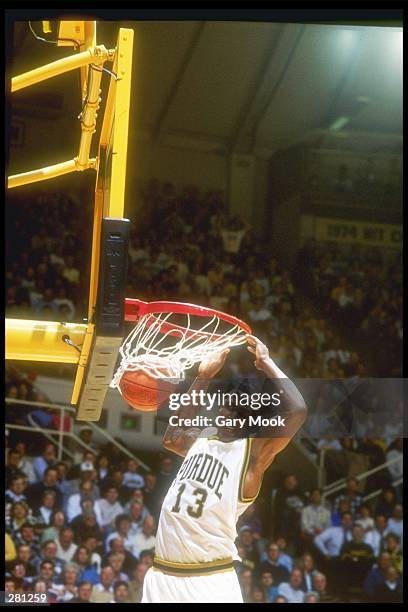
[162,376,211,452]
[260,357,307,421]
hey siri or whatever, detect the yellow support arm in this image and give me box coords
[7,158,97,189]
[11,45,109,92]
[5,319,87,363]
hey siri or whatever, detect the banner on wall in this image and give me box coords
[314,217,402,249]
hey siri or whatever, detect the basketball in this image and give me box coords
[119,369,176,412]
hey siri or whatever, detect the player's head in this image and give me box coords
[215,378,270,441]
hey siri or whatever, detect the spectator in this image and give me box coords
[55,461,71,509]
[5,577,18,595]
[6,449,26,485]
[274,474,306,542]
[72,545,100,585]
[94,486,124,529]
[105,514,136,556]
[304,591,320,603]
[237,527,260,565]
[382,532,402,574]
[112,580,132,603]
[372,566,402,603]
[66,481,95,522]
[32,443,57,481]
[36,560,60,591]
[71,508,102,547]
[26,467,63,513]
[15,522,40,557]
[11,543,37,581]
[69,580,93,604]
[8,561,31,592]
[386,504,403,541]
[355,503,374,532]
[259,569,279,602]
[299,553,317,593]
[363,551,393,601]
[5,475,28,506]
[364,514,389,557]
[68,459,99,498]
[72,427,98,465]
[301,488,331,543]
[128,500,150,536]
[375,488,397,519]
[107,537,138,576]
[6,501,32,536]
[258,542,290,586]
[83,535,102,572]
[101,469,129,505]
[314,511,353,558]
[277,568,306,603]
[238,568,253,603]
[133,515,156,558]
[274,535,294,573]
[90,565,115,603]
[128,562,149,603]
[56,563,80,602]
[155,455,175,500]
[123,458,145,490]
[251,585,267,603]
[339,523,374,596]
[41,510,67,544]
[95,454,110,483]
[107,552,129,582]
[35,540,65,578]
[35,490,57,526]
[333,478,363,519]
[331,498,351,527]
[55,527,78,563]
[312,572,339,603]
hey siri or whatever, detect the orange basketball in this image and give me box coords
[119,369,176,412]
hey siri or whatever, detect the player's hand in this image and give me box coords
[198,349,230,379]
[246,334,271,370]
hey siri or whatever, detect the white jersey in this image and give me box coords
[154,436,257,571]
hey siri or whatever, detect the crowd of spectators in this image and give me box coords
[5,437,175,603]
[5,434,403,603]
[6,180,401,381]
[6,190,89,323]
[296,239,402,377]
[6,179,402,602]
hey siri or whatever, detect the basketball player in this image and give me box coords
[142,334,307,603]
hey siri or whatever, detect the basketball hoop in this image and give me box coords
[110,299,252,390]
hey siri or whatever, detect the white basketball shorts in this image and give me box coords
[142,567,244,603]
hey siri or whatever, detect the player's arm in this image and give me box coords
[246,334,307,478]
[162,349,230,457]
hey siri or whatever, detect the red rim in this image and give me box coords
[124,298,252,339]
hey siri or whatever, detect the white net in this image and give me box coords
[110,310,248,390]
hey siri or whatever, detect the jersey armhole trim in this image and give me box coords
[238,438,262,503]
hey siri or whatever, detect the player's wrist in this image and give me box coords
[258,356,275,371]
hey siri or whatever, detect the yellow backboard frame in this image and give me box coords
[6,21,134,421]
